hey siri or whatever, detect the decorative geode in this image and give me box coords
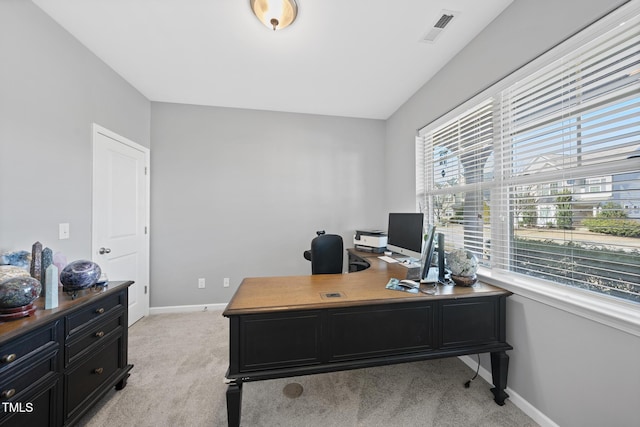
[447,248,479,277]
[450,274,478,287]
[0,250,31,269]
[0,265,31,282]
[0,276,42,308]
[60,260,102,291]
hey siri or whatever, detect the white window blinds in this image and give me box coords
[417,8,640,303]
[497,11,640,301]
[417,100,495,260]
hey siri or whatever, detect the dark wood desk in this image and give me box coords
[223,250,512,427]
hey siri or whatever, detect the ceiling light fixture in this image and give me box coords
[250,0,298,31]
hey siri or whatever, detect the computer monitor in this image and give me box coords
[386,213,424,260]
[436,233,446,283]
[420,231,450,284]
[420,225,436,281]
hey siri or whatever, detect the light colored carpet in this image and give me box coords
[77,310,538,427]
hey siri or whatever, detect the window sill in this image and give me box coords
[477,267,640,338]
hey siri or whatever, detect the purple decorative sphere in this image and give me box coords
[60,260,102,291]
[0,276,42,308]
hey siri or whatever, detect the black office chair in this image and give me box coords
[303,231,344,274]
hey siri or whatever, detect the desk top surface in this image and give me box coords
[223,250,510,316]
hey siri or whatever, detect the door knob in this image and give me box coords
[99,247,111,254]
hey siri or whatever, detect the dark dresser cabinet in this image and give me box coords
[0,281,133,426]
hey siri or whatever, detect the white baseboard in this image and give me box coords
[149,303,227,314]
[458,355,559,427]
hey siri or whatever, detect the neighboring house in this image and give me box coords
[431,144,640,227]
[514,149,640,225]
[613,171,640,219]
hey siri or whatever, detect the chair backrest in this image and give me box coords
[310,234,344,274]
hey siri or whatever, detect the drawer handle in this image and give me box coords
[95,331,105,338]
[95,308,105,314]
[1,389,16,399]
[94,367,104,375]
[1,354,16,364]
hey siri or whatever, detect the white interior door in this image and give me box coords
[92,124,150,326]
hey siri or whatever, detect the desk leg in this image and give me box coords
[226,380,243,427]
[490,351,509,405]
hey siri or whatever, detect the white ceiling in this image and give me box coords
[33,0,513,120]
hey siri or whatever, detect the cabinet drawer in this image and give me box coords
[0,349,58,403]
[0,374,60,427]
[0,322,59,377]
[66,313,124,367]
[328,302,435,361]
[236,311,324,372]
[439,297,500,348]
[65,337,121,414]
[66,292,124,337]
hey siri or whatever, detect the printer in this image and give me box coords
[353,229,387,253]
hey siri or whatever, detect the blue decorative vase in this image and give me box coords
[0,276,42,308]
[60,260,102,291]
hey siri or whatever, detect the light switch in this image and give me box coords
[59,223,70,240]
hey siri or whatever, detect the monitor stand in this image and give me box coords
[421,268,453,285]
[405,265,421,280]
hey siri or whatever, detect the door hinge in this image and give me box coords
[144,226,148,234]
[144,285,148,295]
[144,166,148,175]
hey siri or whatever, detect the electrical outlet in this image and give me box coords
[198,278,205,289]
[59,223,70,240]
[223,278,230,288]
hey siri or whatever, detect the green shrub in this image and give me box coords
[582,218,640,237]
[597,202,628,219]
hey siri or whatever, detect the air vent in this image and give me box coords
[420,10,459,43]
[434,14,454,29]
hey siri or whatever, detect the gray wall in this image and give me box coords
[3,1,638,426]
[150,102,385,307]
[0,0,150,260]
[385,0,637,426]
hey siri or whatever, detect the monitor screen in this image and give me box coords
[386,213,424,260]
[420,225,436,281]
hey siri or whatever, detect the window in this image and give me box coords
[417,100,495,263]
[417,7,640,304]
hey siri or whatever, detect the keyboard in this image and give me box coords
[379,256,421,268]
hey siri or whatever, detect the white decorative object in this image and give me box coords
[447,249,478,276]
[45,264,59,309]
[447,249,479,286]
